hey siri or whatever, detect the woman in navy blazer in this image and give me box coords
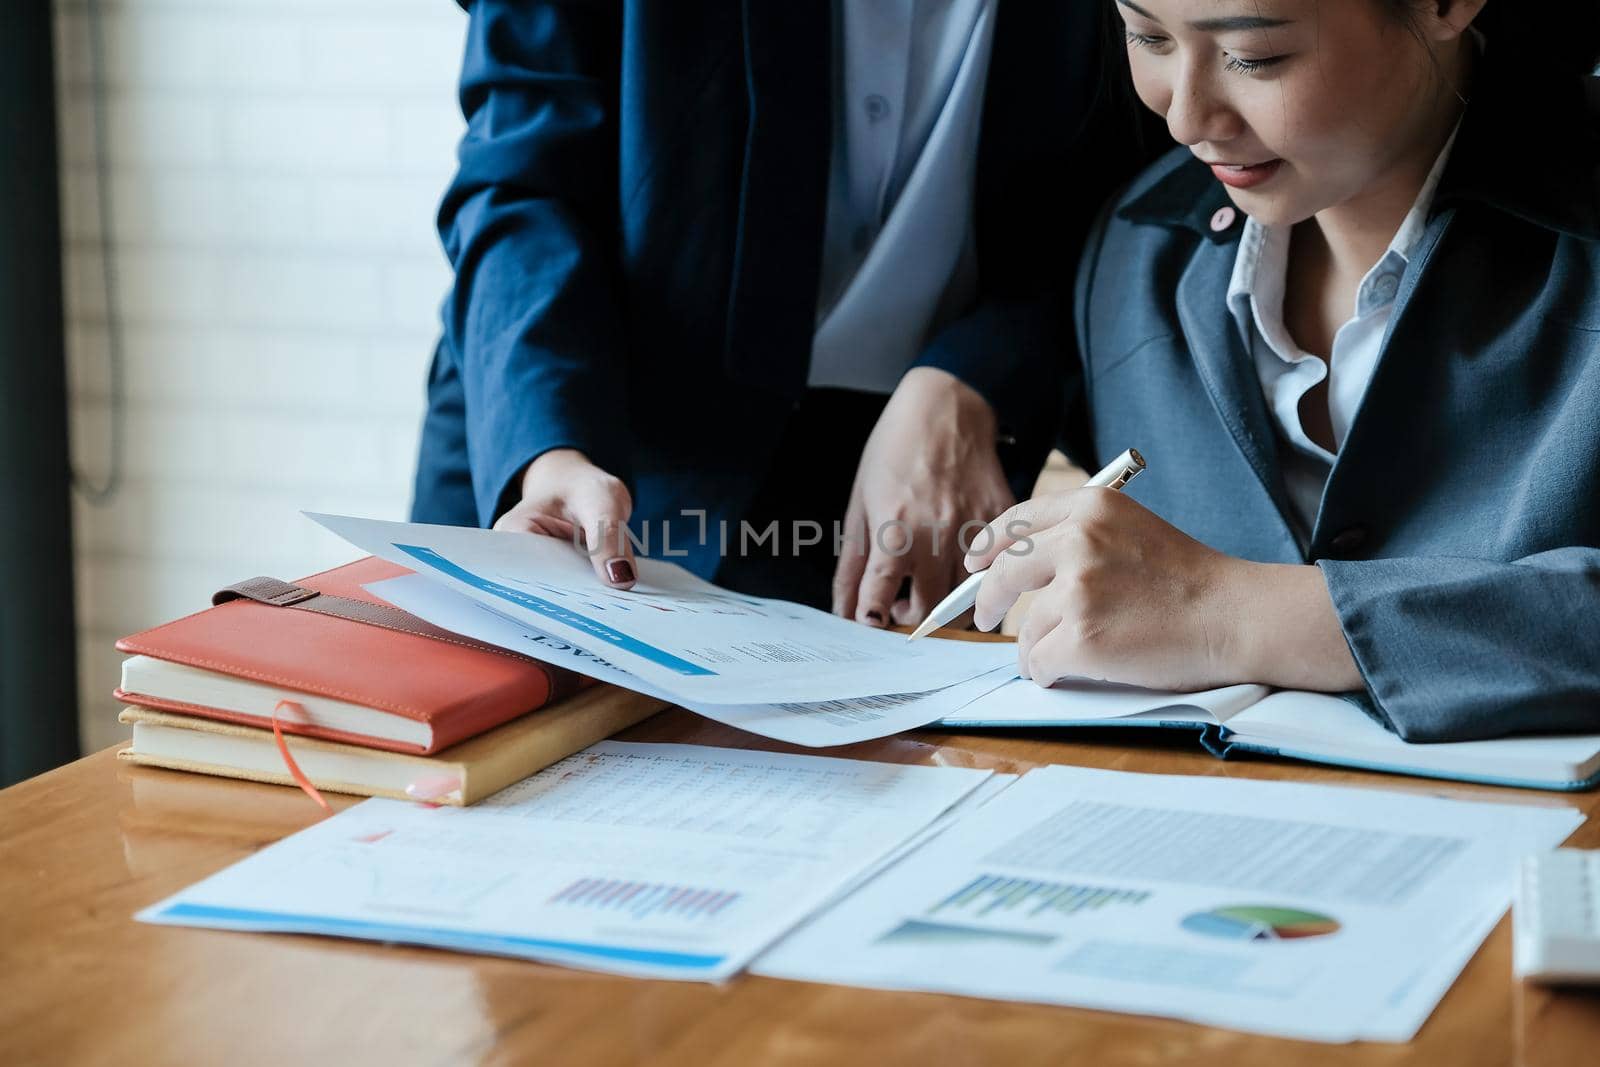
[972,0,1600,742]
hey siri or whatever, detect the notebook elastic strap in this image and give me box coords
[212,576,540,664]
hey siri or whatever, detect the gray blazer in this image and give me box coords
[1070,54,1600,742]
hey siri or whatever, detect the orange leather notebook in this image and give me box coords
[114,556,584,755]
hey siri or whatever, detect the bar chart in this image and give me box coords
[928,873,1150,920]
[548,877,741,921]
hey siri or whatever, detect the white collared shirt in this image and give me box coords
[1227,132,1457,542]
[808,0,996,394]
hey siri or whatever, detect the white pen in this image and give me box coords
[905,448,1147,641]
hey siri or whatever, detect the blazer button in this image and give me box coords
[1329,525,1368,555]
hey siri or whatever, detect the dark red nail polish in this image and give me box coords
[606,559,635,584]
[865,609,884,625]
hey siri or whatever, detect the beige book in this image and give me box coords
[117,684,667,806]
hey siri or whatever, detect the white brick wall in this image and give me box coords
[54,0,469,752]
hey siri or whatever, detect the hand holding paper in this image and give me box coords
[309,513,1015,706]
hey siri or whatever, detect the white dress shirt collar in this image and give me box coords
[1226,129,1458,358]
[1224,128,1458,542]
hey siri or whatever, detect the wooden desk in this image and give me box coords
[4,711,1598,1065]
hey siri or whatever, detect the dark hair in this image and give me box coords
[1381,2,1600,78]
[1096,1,1599,155]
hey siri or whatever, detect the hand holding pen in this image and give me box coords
[907,450,1146,641]
[947,445,1356,693]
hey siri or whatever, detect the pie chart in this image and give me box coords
[1181,905,1341,942]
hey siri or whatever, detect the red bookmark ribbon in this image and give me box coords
[272,700,331,813]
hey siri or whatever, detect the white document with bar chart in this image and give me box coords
[307,513,1014,705]
[138,742,992,981]
[753,766,1582,1041]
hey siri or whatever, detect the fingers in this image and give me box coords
[972,539,1058,632]
[494,500,577,543]
[1020,615,1105,688]
[963,491,1083,574]
[1021,590,1130,688]
[567,477,638,589]
[500,451,639,590]
[1020,618,1063,685]
[890,540,957,627]
[1016,603,1064,681]
[853,521,914,628]
[831,500,869,619]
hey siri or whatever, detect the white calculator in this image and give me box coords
[1514,848,1600,984]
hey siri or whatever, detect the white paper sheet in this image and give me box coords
[937,676,1270,727]
[310,513,1013,704]
[366,574,1015,747]
[825,773,1021,908]
[753,766,1582,1041]
[139,741,992,981]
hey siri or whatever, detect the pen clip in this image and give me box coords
[1096,448,1147,492]
[1104,465,1140,491]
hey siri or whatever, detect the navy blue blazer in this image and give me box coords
[1070,53,1600,742]
[411,0,1155,577]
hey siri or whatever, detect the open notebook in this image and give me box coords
[938,680,1600,792]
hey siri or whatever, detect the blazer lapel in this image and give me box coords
[1311,209,1457,547]
[723,0,832,398]
[1173,236,1302,549]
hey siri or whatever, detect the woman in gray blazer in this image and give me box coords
[968,0,1600,743]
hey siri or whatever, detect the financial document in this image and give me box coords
[367,574,1015,747]
[754,766,1582,1042]
[311,514,1014,705]
[938,676,1270,727]
[140,742,993,981]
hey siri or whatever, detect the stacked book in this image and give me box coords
[114,557,666,805]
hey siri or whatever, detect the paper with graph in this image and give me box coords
[137,742,992,980]
[365,573,1015,747]
[753,766,1582,1042]
[306,513,1016,705]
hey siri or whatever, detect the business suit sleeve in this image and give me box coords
[911,296,1066,488]
[913,8,1163,489]
[1061,193,1127,475]
[1320,549,1600,741]
[440,0,628,527]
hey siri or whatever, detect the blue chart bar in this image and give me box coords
[929,874,1150,919]
[550,878,740,921]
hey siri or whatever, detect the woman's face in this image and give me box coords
[1116,0,1455,227]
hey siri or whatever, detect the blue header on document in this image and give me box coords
[155,902,729,971]
[393,543,718,677]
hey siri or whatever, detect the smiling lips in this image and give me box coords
[1208,159,1283,190]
